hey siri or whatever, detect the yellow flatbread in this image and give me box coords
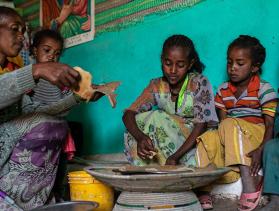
[73,66,94,101]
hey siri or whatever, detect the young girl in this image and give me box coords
[123,35,218,166]
[196,35,277,211]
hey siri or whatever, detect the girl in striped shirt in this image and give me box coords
[196,35,277,211]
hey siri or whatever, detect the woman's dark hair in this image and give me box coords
[30,29,64,56]
[228,35,266,73]
[0,6,22,25]
[161,34,205,73]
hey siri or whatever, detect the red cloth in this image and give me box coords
[63,132,76,160]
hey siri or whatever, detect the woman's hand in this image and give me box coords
[165,154,179,165]
[32,62,81,90]
[247,146,263,176]
[137,135,156,160]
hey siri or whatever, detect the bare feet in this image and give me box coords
[239,165,263,210]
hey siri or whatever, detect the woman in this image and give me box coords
[0,6,98,210]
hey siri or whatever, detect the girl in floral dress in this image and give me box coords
[123,34,218,166]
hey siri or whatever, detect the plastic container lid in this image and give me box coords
[68,171,101,184]
[68,171,92,178]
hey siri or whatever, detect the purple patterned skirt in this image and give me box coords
[0,119,68,210]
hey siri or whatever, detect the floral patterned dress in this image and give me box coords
[124,72,218,166]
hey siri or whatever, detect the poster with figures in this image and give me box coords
[41,0,95,48]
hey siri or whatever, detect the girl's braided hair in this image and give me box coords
[162,35,205,73]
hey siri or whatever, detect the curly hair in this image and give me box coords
[228,35,266,73]
[161,34,205,73]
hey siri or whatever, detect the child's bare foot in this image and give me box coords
[238,166,263,210]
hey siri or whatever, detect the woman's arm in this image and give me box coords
[166,122,206,165]
[0,63,80,110]
[123,110,155,159]
[0,65,36,109]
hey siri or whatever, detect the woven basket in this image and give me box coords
[113,191,202,211]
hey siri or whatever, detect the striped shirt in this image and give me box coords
[215,74,277,124]
[33,79,65,104]
[32,79,73,116]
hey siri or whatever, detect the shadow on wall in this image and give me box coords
[67,103,95,155]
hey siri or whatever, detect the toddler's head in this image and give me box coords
[31,29,64,63]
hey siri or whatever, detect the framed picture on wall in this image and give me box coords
[41,0,95,48]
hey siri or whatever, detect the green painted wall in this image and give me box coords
[61,0,279,155]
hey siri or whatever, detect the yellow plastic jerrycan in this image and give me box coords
[68,171,114,211]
